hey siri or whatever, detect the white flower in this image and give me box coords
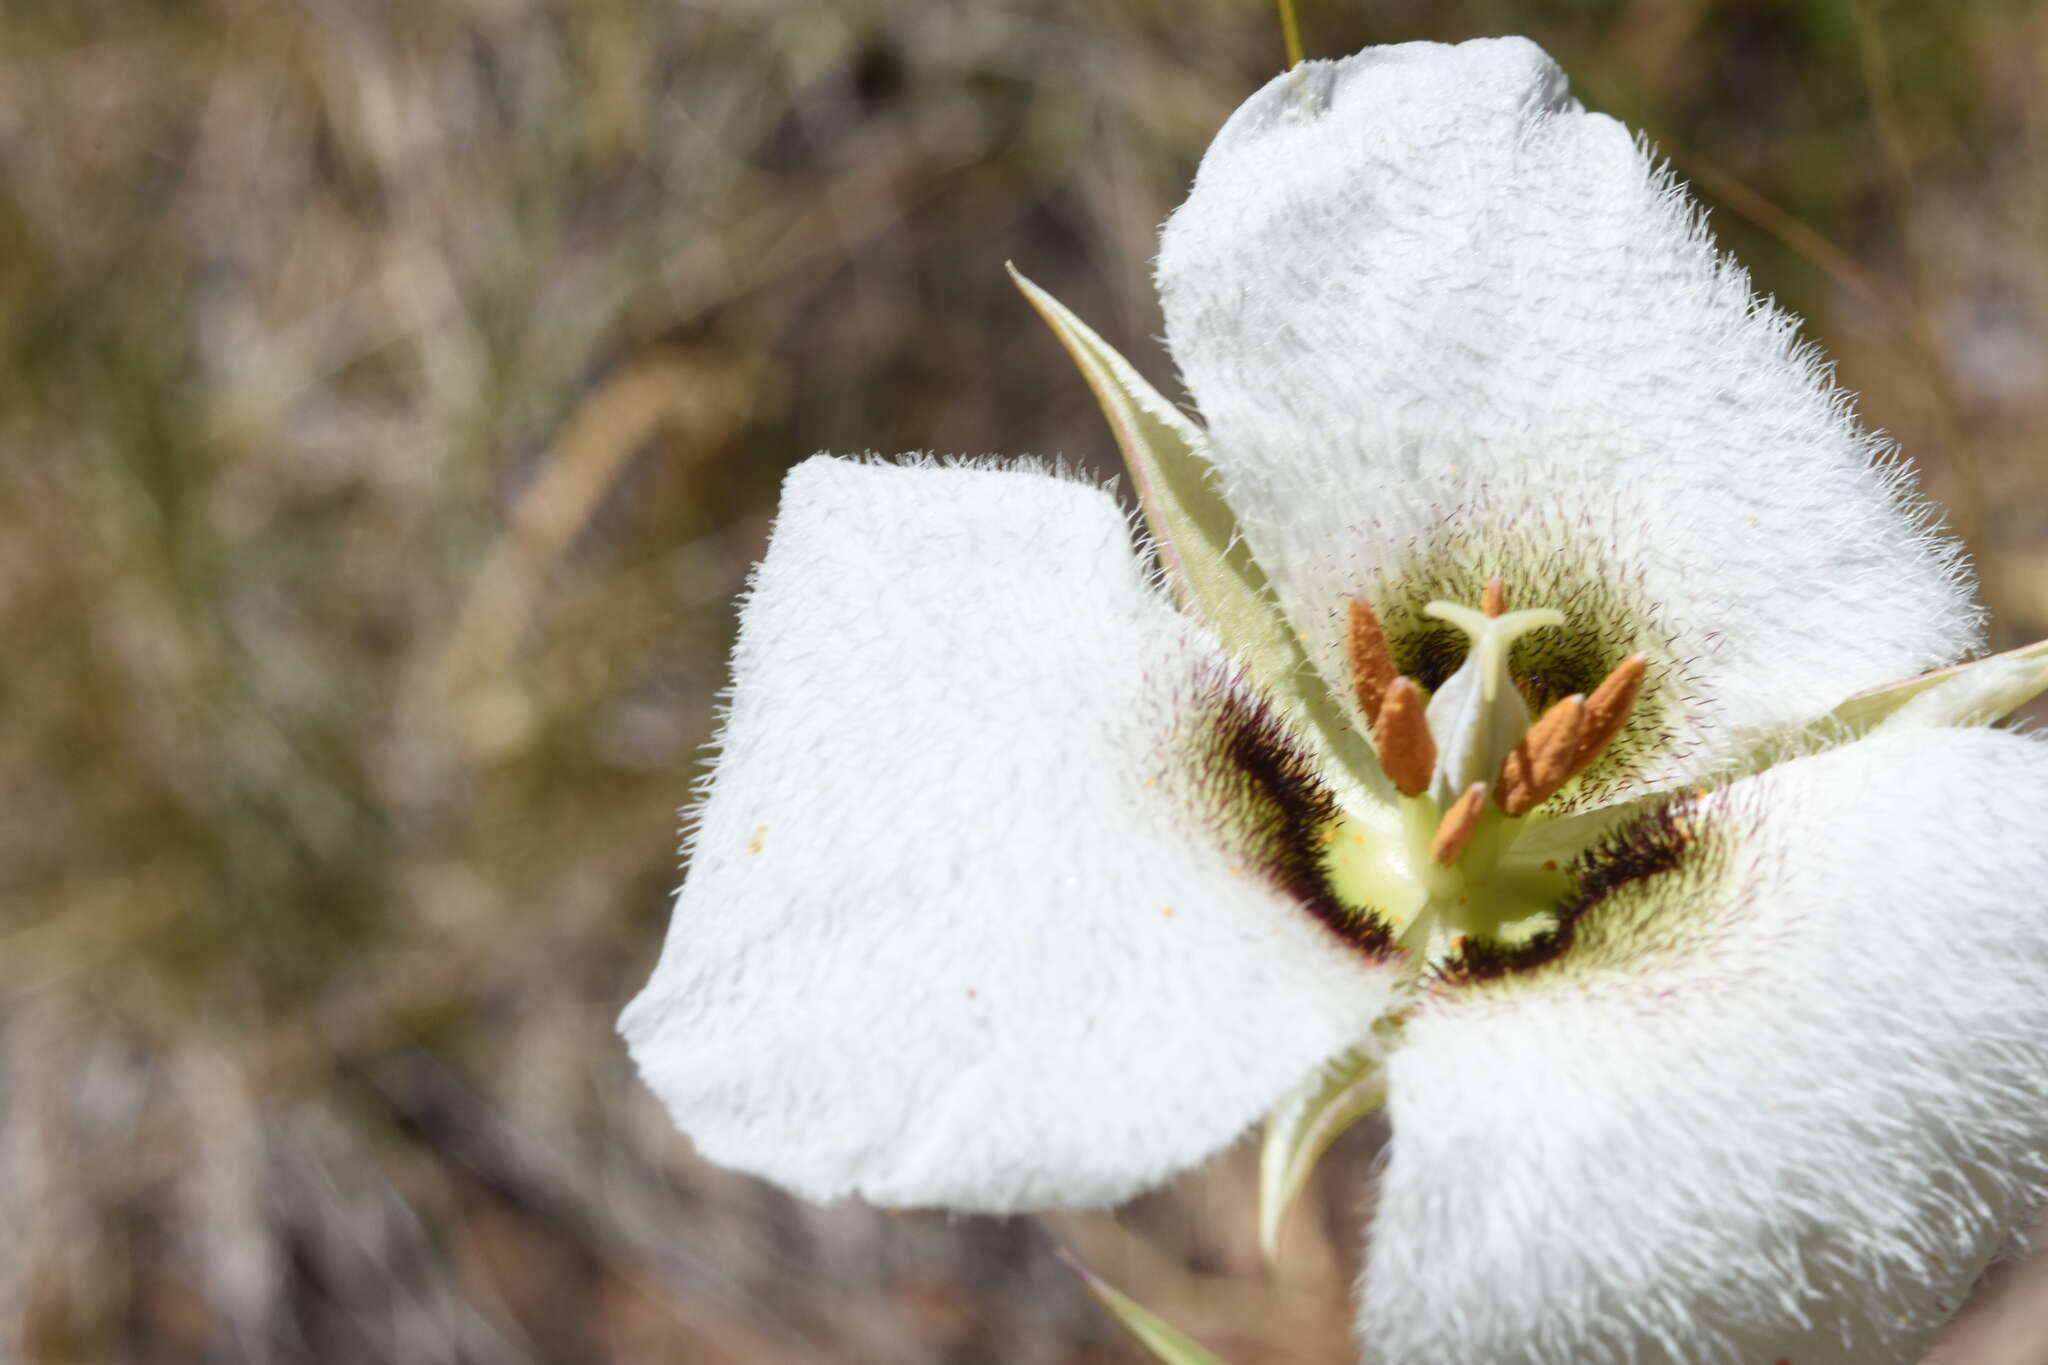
[621,37,2048,1365]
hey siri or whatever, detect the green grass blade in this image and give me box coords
[1059,1250,1231,1365]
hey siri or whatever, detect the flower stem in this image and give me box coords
[1276,0,1304,69]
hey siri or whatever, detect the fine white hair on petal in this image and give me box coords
[620,455,1398,1213]
[1156,37,1978,793]
[1364,725,2048,1365]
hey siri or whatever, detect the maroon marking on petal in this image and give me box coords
[1184,667,1398,962]
[1435,797,1699,985]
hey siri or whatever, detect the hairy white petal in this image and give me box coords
[1157,38,1976,791]
[620,456,1396,1213]
[1363,725,2048,1364]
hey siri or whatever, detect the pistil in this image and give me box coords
[1418,599,1564,805]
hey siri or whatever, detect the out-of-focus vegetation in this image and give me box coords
[4,0,2047,1360]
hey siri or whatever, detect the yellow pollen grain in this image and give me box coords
[1498,694,1586,816]
[748,825,768,853]
[1374,675,1437,798]
[1430,782,1488,865]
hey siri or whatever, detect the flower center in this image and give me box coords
[1337,578,1647,959]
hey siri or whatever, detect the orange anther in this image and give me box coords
[1347,597,1398,724]
[1374,676,1436,799]
[1479,577,1507,618]
[1567,653,1648,779]
[1430,782,1489,865]
[1498,694,1586,817]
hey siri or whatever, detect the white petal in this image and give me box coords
[1362,725,2048,1364]
[620,456,1398,1213]
[1157,38,1977,792]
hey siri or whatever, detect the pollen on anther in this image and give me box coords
[1347,597,1398,723]
[1566,653,1648,780]
[1498,695,1586,816]
[1431,782,1488,865]
[1374,676,1437,798]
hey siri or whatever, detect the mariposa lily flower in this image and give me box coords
[621,37,2048,1364]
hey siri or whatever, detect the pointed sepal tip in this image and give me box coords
[1058,1248,1231,1365]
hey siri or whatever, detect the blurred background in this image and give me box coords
[4,0,2048,1360]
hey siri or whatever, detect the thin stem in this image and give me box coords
[1276,0,1304,69]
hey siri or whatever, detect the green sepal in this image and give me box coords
[1010,265,1387,796]
[1059,1249,1231,1365]
[1831,636,2048,733]
[1008,265,1290,668]
[1636,636,2048,815]
[1257,1045,1388,1261]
